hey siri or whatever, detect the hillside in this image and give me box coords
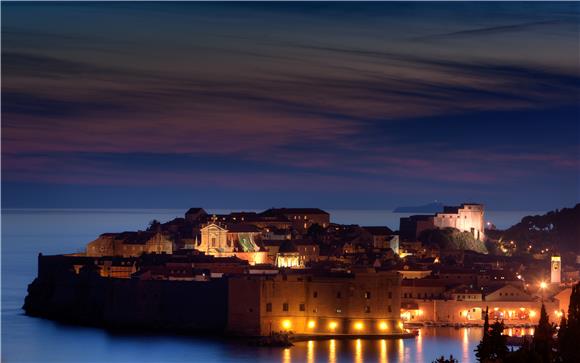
[500,204,580,253]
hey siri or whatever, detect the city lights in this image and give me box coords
[540,281,548,290]
[378,322,388,331]
[307,320,316,329]
[529,310,537,318]
[328,321,338,331]
[282,320,292,330]
[354,322,364,331]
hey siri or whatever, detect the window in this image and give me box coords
[283,303,289,311]
[388,305,392,313]
[313,291,318,298]
[336,308,342,313]
[388,292,393,299]
[211,237,216,246]
[266,303,272,312]
[299,304,305,312]
[336,292,342,299]
[365,306,371,313]
[364,291,371,299]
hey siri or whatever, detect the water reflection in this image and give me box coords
[283,347,291,363]
[462,328,470,362]
[355,339,363,363]
[379,339,387,363]
[286,328,482,363]
[328,339,336,363]
[307,341,314,363]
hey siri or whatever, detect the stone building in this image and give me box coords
[198,220,230,256]
[185,208,207,224]
[361,226,394,249]
[86,231,173,257]
[261,208,330,233]
[399,203,485,241]
[227,269,403,336]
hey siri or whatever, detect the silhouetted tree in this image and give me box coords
[558,282,580,363]
[488,320,509,361]
[432,355,458,363]
[475,307,492,362]
[504,338,542,363]
[532,303,556,363]
[148,219,161,230]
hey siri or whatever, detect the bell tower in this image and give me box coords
[551,255,561,284]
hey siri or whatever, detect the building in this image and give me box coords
[86,231,173,257]
[399,203,485,241]
[227,269,404,336]
[276,240,303,268]
[551,255,562,284]
[198,220,231,256]
[361,226,395,250]
[185,208,207,223]
[261,208,330,233]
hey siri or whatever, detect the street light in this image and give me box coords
[540,281,547,302]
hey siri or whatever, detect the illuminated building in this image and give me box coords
[551,255,561,284]
[86,231,173,257]
[227,269,404,335]
[400,203,485,241]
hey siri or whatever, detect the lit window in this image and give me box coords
[364,291,371,299]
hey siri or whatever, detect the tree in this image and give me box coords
[476,307,491,362]
[475,308,507,362]
[432,355,458,363]
[488,321,509,361]
[532,303,556,363]
[504,338,542,363]
[558,282,580,363]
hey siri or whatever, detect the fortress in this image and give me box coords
[399,203,485,241]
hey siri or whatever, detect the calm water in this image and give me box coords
[1,209,537,363]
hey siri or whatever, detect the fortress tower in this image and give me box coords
[551,255,561,284]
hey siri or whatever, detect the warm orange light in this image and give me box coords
[529,310,537,318]
[282,320,292,330]
[378,322,388,331]
[328,321,338,331]
[398,321,404,330]
[540,281,548,290]
[308,320,316,329]
[461,310,469,317]
[354,322,364,331]
[417,309,424,315]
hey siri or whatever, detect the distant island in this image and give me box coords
[393,202,444,213]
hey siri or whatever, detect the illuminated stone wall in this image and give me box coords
[228,270,404,336]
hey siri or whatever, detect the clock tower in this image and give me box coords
[551,255,561,284]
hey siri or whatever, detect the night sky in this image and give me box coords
[2,2,579,210]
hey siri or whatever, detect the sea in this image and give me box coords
[1,209,540,363]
